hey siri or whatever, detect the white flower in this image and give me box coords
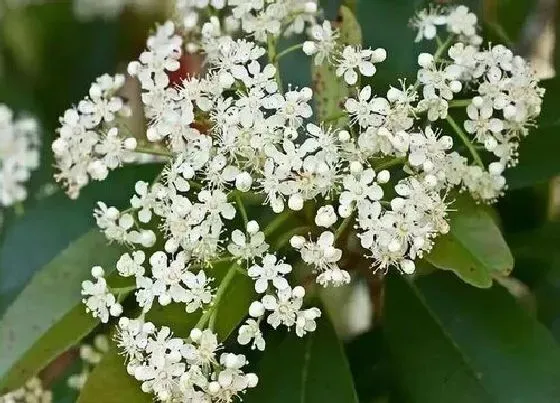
[417,54,462,101]
[339,169,384,217]
[116,317,155,362]
[208,353,258,401]
[78,74,125,126]
[237,319,266,351]
[130,181,156,223]
[344,86,390,129]
[81,266,122,323]
[182,270,214,313]
[94,202,137,244]
[316,267,351,287]
[295,307,321,337]
[53,73,130,198]
[464,97,504,145]
[267,87,313,129]
[336,46,386,85]
[248,254,291,293]
[262,286,305,329]
[0,377,52,403]
[303,21,339,65]
[315,205,337,228]
[291,231,349,287]
[116,251,146,277]
[53,7,547,402]
[408,127,453,177]
[0,105,40,207]
[228,221,269,262]
[417,94,449,121]
[446,6,478,39]
[410,7,447,42]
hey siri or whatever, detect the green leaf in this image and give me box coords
[426,194,513,288]
[507,222,560,341]
[345,327,393,402]
[0,230,124,393]
[77,344,150,403]
[386,272,560,403]
[78,264,254,403]
[482,0,533,46]
[244,315,358,403]
[312,5,361,126]
[212,271,254,340]
[0,164,162,312]
[506,124,560,189]
[506,78,560,189]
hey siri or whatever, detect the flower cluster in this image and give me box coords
[81,266,123,323]
[411,5,481,45]
[52,74,136,199]
[409,5,544,201]
[176,0,319,51]
[117,318,258,401]
[56,1,544,401]
[0,105,40,207]
[68,335,110,390]
[0,378,51,403]
[303,20,387,84]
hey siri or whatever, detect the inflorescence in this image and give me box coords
[46,1,545,402]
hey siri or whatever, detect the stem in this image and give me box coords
[263,210,293,237]
[445,115,484,167]
[434,35,453,61]
[235,193,249,227]
[448,99,472,108]
[373,156,406,171]
[194,262,239,331]
[273,226,312,249]
[276,43,304,60]
[334,212,355,242]
[14,202,24,216]
[109,285,137,294]
[133,147,174,158]
[413,35,454,92]
[267,33,283,91]
[323,111,348,124]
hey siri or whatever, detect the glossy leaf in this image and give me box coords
[506,78,560,189]
[77,344,150,403]
[0,230,124,393]
[0,164,162,313]
[312,5,361,126]
[386,272,560,402]
[244,315,358,403]
[426,195,513,288]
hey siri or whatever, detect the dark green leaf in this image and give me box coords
[507,222,560,341]
[506,78,560,189]
[0,164,161,315]
[482,0,534,47]
[0,230,124,393]
[212,271,254,340]
[345,327,394,402]
[77,344,150,403]
[426,194,513,288]
[386,272,560,403]
[506,124,560,189]
[244,315,358,403]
